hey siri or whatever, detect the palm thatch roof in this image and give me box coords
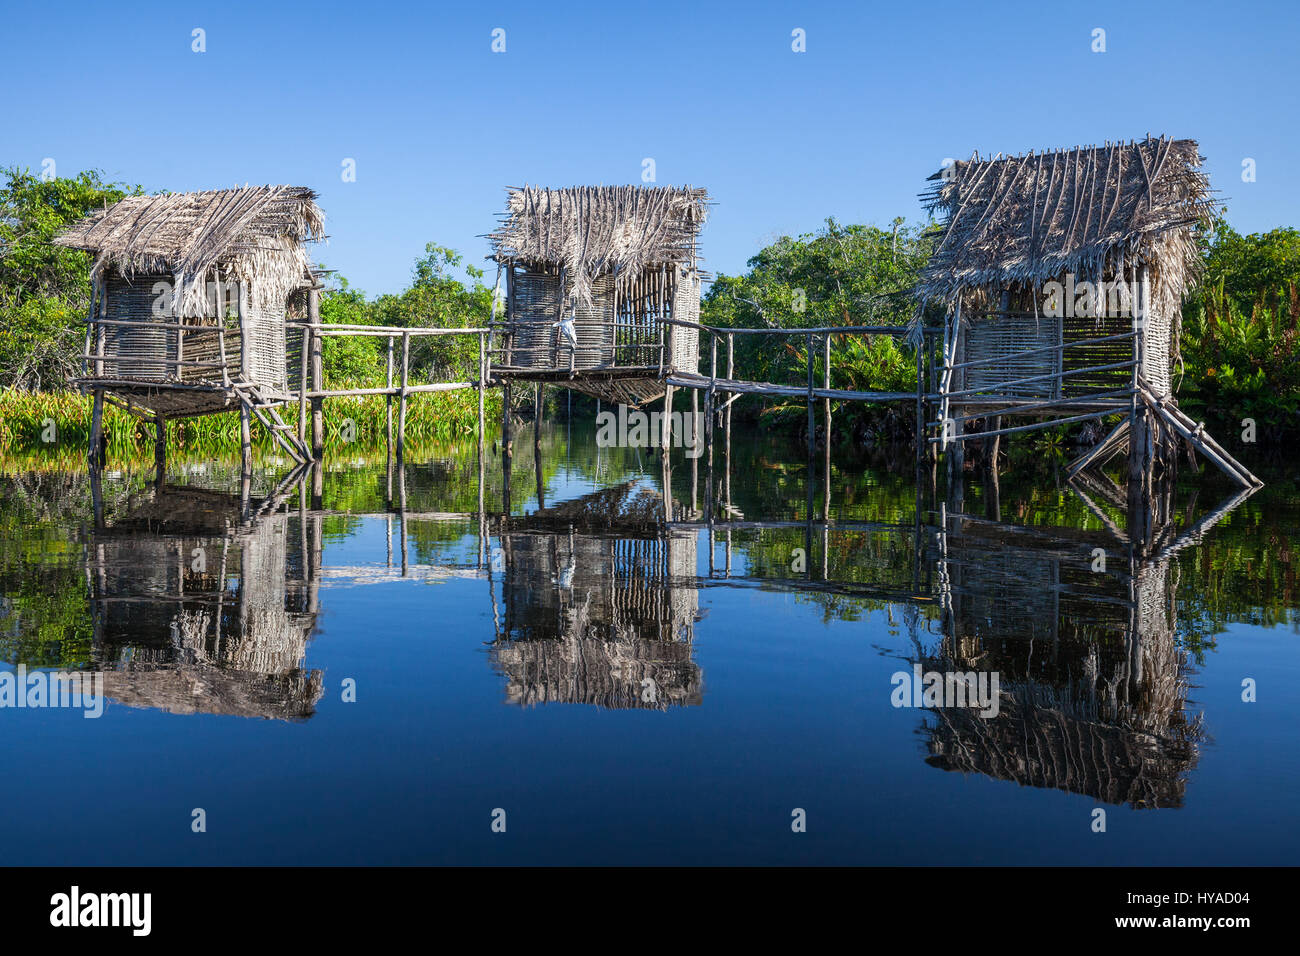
[54,185,324,317]
[488,184,709,305]
[917,137,1215,308]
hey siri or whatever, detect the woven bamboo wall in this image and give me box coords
[511,268,615,370]
[96,271,289,396]
[671,270,701,374]
[505,266,701,376]
[958,304,1170,403]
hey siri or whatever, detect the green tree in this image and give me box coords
[0,167,139,390]
[369,243,494,381]
[700,217,932,436]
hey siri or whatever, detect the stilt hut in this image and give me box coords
[54,186,324,462]
[489,483,703,709]
[918,137,1257,488]
[87,482,323,720]
[487,185,708,406]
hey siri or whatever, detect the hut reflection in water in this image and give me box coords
[488,482,703,710]
[86,470,322,720]
[910,490,1229,809]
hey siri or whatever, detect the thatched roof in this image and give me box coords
[54,185,324,317]
[488,185,708,304]
[917,137,1214,306]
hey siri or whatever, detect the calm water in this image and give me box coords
[1,422,1297,865]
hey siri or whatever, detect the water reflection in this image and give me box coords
[917,513,1203,808]
[1,426,1269,821]
[87,471,323,720]
[489,482,702,709]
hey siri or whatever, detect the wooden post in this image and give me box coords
[154,415,166,488]
[397,331,409,461]
[238,278,249,383]
[662,384,674,456]
[806,333,815,464]
[915,334,924,466]
[478,331,487,544]
[706,335,716,522]
[534,381,543,448]
[386,334,394,469]
[501,380,513,512]
[240,399,253,475]
[822,331,831,448]
[477,332,486,470]
[534,387,545,510]
[398,463,409,577]
[725,333,734,500]
[298,324,310,443]
[1128,265,1147,488]
[690,387,699,515]
[88,390,105,468]
[309,288,324,458]
[986,416,1002,474]
[311,460,323,512]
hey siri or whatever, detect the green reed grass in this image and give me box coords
[0,388,502,468]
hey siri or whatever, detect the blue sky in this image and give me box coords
[7,0,1297,295]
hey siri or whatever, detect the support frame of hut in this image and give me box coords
[55,186,325,469]
[915,137,1260,492]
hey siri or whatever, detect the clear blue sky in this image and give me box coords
[7,0,1297,295]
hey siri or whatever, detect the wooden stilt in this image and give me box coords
[240,400,253,474]
[662,383,674,455]
[478,331,487,552]
[298,324,310,446]
[534,382,544,508]
[397,332,409,462]
[502,380,512,513]
[386,334,394,471]
[806,333,816,466]
[690,388,699,515]
[311,460,323,511]
[154,415,166,488]
[985,415,1001,472]
[950,417,965,474]
[309,288,324,458]
[88,389,105,467]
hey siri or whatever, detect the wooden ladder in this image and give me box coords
[233,383,313,465]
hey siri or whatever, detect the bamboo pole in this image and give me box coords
[691,387,699,515]
[297,324,309,441]
[386,334,394,468]
[662,384,674,455]
[397,331,409,461]
[309,288,324,458]
[931,408,1122,443]
[478,331,487,530]
[88,390,104,467]
[533,382,544,509]
[240,400,252,474]
[915,335,924,465]
[154,415,166,487]
[806,333,815,463]
[502,380,513,513]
